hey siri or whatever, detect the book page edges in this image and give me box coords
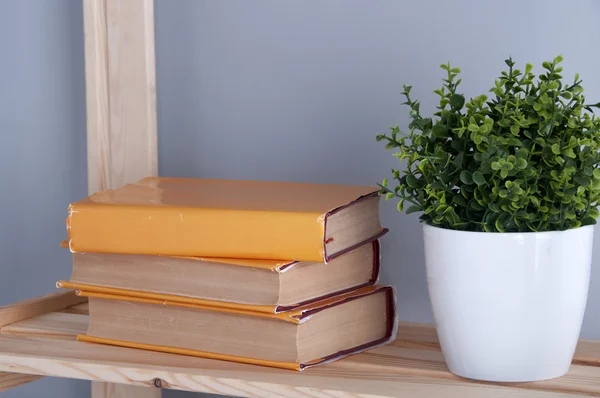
[273,240,381,311]
[301,285,398,370]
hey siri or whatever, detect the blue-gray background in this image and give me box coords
[1,1,599,397]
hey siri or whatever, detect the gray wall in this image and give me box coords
[0,0,89,397]
[154,2,600,396]
[1,1,599,397]
[155,0,600,335]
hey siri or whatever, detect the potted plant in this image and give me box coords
[377,55,600,382]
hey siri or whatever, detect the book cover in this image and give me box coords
[66,177,388,262]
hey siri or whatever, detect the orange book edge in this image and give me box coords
[77,335,302,371]
[76,286,398,371]
[59,240,295,272]
[67,282,388,324]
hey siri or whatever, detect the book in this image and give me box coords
[76,285,397,371]
[66,177,387,262]
[58,241,380,312]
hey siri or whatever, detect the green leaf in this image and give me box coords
[515,158,527,169]
[510,125,520,135]
[385,192,395,200]
[563,148,576,159]
[594,169,600,179]
[449,94,465,109]
[453,152,464,169]
[468,124,479,132]
[516,148,529,159]
[405,205,421,214]
[560,92,572,99]
[489,203,500,212]
[554,54,564,64]
[551,143,561,155]
[436,204,450,213]
[500,169,509,178]
[432,124,448,137]
[495,217,505,232]
[460,170,474,185]
[397,200,404,212]
[534,137,546,147]
[406,174,418,188]
[581,216,597,226]
[574,176,590,187]
[453,195,467,207]
[470,200,485,210]
[472,171,486,185]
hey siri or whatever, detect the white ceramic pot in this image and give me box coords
[423,223,594,382]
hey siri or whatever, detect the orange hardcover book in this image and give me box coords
[58,240,381,312]
[66,177,387,262]
[75,285,397,371]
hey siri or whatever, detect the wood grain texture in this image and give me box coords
[0,320,598,397]
[0,372,43,393]
[83,0,110,193]
[0,291,86,328]
[84,0,158,193]
[92,381,161,398]
[62,302,90,315]
[1,312,88,339]
[84,0,158,396]
[0,335,591,398]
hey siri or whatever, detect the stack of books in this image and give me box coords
[58,177,396,370]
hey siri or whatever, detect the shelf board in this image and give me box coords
[0,293,598,397]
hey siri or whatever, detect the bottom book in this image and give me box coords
[75,285,397,371]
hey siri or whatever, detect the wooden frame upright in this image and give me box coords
[83,0,159,396]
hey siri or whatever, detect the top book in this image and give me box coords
[67,177,387,262]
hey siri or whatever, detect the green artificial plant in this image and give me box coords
[376,55,600,232]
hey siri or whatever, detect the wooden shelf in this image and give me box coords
[0,291,598,397]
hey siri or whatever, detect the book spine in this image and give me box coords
[67,202,326,261]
